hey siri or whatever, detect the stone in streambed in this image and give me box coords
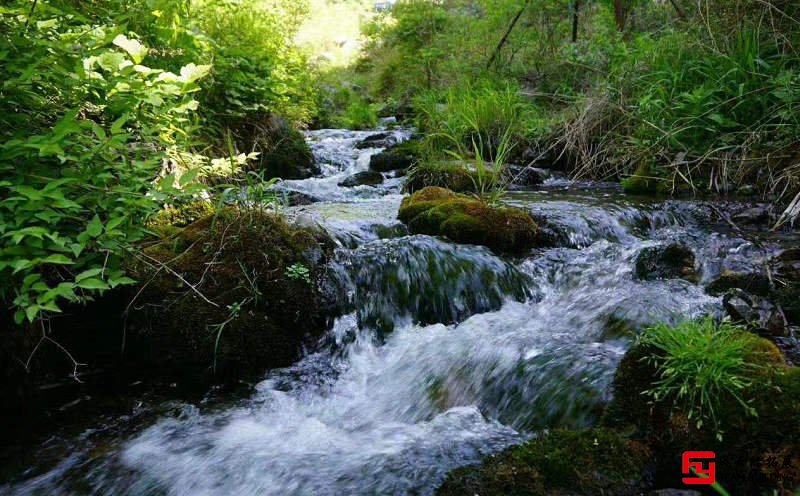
[634,243,698,283]
[337,171,384,187]
[398,187,540,254]
[723,288,788,336]
[355,132,396,149]
[705,270,771,297]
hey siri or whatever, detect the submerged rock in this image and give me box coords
[436,428,651,496]
[504,164,547,189]
[634,243,698,283]
[337,170,384,187]
[398,187,540,254]
[127,209,338,382]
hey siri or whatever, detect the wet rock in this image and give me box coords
[369,150,414,172]
[398,187,540,254]
[770,248,800,283]
[436,428,651,496]
[337,170,384,187]
[723,288,788,336]
[732,204,773,225]
[504,164,546,189]
[769,249,800,325]
[281,191,320,206]
[634,243,698,283]
[705,270,771,297]
[127,209,338,382]
[355,132,396,149]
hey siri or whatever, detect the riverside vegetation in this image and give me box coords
[1,1,799,495]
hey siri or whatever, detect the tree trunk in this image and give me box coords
[613,0,626,31]
[572,0,580,43]
[487,0,531,68]
[669,0,688,20]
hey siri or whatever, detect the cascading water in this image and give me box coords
[2,126,790,495]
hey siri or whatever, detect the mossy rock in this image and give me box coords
[337,170,384,187]
[404,162,478,193]
[634,243,698,283]
[229,114,318,180]
[621,163,661,195]
[146,200,215,237]
[398,187,540,254]
[127,208,338,382]
[436,428,652,496]
[369,140,420,172]
[604,335,799,493]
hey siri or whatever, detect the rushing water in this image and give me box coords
[2,126,792,495]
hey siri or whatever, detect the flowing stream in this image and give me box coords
[2,126,793,495]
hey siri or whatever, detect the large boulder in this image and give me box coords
[404,162,476,193]
[127,208,338,381]
[369,139,420,172]
[398,187,540,254]
[634,244,698,283]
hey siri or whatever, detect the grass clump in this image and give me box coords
[639,317,773,436]
[604,316,799,492]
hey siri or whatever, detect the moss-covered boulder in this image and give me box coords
[634,243,698,283]
[398,187,540,254]
[604,324,799,493]
[127,208,338,382]
[230,114,318,180]
[437,429,652,496]
[146,200,215,237]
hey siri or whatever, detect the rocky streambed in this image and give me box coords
[1,126,798,495]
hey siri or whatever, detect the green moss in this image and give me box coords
[437,429,651,496]
[398,186,539,254]
[604,323,798,493]
[229,114,317,180]
[129,208,336,382]
[404,162,478,193]
[146,200,215,236]
[621,163,660,195]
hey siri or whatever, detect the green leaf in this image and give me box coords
[86,215,103,238]
[26,305,41,323]
[77,278,110,290]
[112,34,148,64]
[41,254,73,265]
[75,268,104,282]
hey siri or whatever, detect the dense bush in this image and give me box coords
[0,0,319,324]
